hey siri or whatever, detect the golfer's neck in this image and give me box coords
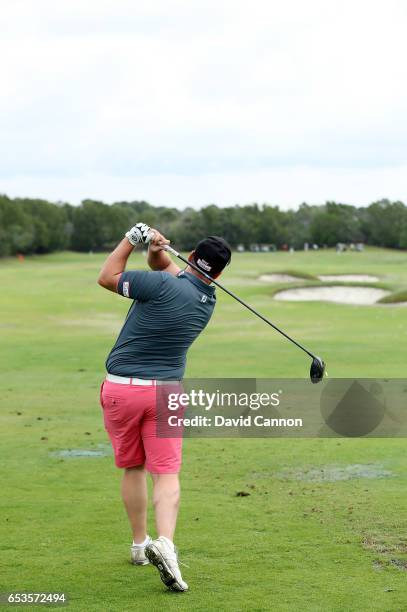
[185,266,212,285]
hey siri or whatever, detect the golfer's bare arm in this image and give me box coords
[98,238,134,292]
[147,244,180,276]
[98,230,180,292]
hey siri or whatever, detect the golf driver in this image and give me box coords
[163,244,326,383]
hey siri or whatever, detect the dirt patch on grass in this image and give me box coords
[51,444,111,458]
[363,536,407,555]
[363,535,407,571]
[279,463,393,482]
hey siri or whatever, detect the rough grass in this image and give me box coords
[1,247,407,611]
[377,289,407,304]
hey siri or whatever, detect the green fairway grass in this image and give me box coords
[1,247,406,611]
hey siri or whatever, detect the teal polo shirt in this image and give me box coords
[105,270,216,380]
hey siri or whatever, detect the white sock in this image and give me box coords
[132,535,150,547]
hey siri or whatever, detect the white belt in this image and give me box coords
[106,373,179,386]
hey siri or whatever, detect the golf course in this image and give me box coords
[1,246,406,611]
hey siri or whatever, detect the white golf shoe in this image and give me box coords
[145,536,188,592]
[130,536,152,565]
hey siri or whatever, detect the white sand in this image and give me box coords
[259,273,302,283]
[274,286,390,305]
[318,274,379,282]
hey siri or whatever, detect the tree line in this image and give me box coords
[0,195,407,256]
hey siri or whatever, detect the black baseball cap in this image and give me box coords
[192,236,232,276]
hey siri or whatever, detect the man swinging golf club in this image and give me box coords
[98,222,231,592]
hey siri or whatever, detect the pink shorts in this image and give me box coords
[100,380,183,473]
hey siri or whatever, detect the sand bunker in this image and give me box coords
[274,286,390,305]
[259,273,302,283]
[318,274,379,282]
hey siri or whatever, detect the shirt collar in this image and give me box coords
[178,270,215,295]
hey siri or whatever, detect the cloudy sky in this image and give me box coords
[1,0,406,208]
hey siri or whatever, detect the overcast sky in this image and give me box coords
[1,0,406,209]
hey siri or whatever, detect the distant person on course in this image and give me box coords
[98,222,231,592]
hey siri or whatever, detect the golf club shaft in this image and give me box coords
[163,244,316,360]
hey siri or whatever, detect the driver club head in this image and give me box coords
[310,356,326,384]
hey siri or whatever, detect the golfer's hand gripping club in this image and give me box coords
[126,224,171,253]
[125,222,155,246]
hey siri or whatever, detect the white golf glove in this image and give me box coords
[125,222,154,246]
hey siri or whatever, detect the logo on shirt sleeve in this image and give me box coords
[123,281,130,297]
[201,294,208,303]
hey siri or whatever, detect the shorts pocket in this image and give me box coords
[103,395,123,407]
[102,395,126,423]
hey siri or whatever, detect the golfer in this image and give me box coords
[98,223,231,592]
